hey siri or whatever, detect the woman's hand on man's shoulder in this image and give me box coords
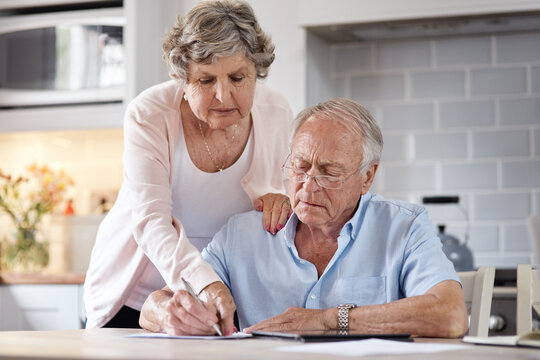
[254,193,292,235]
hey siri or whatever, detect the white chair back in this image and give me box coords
[458,266,495,337]
[529,214,540,268]
[516,263,540,335]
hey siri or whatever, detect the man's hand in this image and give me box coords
[139,282,236,336]
[254,193,292,234]
[243,306,333,333]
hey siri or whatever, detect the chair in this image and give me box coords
[530,214,540,269]
[458,266,495,337]
[517,215,540,335]
[516,263,540,335]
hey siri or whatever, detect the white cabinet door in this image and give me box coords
[1,284,82,331]
[0,103,124,133]
[298,0,540,26]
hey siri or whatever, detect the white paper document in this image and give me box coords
[275,338,470,357]
[462,335,520,346]
[127,332,252,340]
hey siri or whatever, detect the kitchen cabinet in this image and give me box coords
[0,273,85,331]
[0,284,84,330]
[0,0,170,132]
[298,0,540,26]
[0,104,124,133]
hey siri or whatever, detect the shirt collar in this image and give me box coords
[346,191,372,239]
[281,191,373,246]
[282,213,298,248]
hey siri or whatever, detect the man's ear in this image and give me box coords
[360,163,379,195]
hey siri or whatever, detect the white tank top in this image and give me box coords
[125,123,254,309]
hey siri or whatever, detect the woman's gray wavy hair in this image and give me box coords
[163,0,275,80]
[292,99,384,174]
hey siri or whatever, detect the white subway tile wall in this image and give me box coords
[377,41,431,70]
[332,31,540,268]
[501,160,540,188]
[411,70,466,98]
[495,33,540,64]
[500,98,540,126]
[468,225,499,252]
[381,103,434,130]
[533,66,540,93]
[441,162,497,190]
[351,74,405,101]
[472,130,529,158]
[471,67,527,95]
[435,37,491,66]
[502,224,531,251]
[439,100,495,128]
[380,134,409,162]
[415,132,468,160]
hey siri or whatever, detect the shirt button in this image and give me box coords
[310,294,316,300]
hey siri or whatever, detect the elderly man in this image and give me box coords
[140,98,468,338]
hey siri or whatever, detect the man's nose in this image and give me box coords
[302,175,322,192]
[215,80,232,103]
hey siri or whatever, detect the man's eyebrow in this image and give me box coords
[319,161,347,171]
[291,155,348,171]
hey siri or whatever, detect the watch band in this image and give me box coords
[337,303,356,334]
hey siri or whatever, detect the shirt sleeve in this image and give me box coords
[122,103,221,294]
[201,221,232,290]
[400,209,461,297]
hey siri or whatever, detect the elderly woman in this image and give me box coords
[84,0,292,333]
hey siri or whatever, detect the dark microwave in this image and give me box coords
[0,7,125,108]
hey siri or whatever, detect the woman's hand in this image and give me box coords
[198,282,236,336]
[139,282,236,336]
[254,193,292,234]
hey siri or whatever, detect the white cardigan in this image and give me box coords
[84,80,293,328]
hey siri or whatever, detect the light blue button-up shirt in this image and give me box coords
[202,192,459,330]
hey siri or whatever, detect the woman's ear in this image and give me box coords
[361,163,379,195]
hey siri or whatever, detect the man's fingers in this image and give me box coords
[244,314,282,333]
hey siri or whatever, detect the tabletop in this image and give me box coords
[0,328,537,360]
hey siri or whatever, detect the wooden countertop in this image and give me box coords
[0,272,85,284]
[0,328,538,360]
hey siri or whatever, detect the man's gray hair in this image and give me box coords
[162,0,275,80]
[292,98,384,173]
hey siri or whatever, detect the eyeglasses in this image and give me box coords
[282,164,359,190]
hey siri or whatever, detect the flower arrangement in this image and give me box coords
[0,164,74,272]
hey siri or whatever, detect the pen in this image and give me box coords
[181,277,223,336]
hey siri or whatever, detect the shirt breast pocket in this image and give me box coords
[334,276,387,306]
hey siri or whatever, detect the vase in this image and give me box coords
[0,226,49,273]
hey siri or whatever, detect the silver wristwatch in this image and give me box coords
[337,303,356,334]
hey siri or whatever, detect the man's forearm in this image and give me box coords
[139,289,174,332]
[344,281,468,338]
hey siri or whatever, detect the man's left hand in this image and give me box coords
[243,306,334,333]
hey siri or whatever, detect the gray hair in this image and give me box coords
[292,98,384,173]
[162,0,275,80]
